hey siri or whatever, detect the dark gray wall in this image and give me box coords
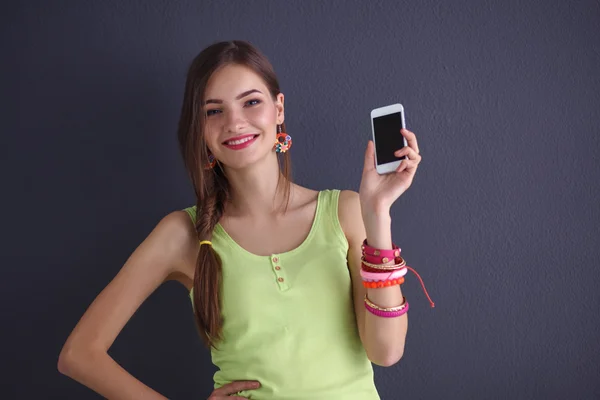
[2,1,599,399]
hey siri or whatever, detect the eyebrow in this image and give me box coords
[203,89,263,106]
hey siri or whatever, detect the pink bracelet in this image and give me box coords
[361,239,400,260]
[363,252,403,264]
[362,238,436,308]
[364,301,410,318]
[360,267,407,282]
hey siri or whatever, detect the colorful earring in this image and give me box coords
[204,152,216,170]
[274,124,292,153]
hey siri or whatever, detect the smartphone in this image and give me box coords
[370,103,408,174]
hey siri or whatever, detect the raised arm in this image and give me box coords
[57,210,198,399]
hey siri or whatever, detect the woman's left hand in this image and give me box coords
[359,129,422,218]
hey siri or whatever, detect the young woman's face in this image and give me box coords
[202,64,284,170]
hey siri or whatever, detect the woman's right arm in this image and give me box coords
[57,210,198,400]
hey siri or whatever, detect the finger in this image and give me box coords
[212,381,260,396]
[394,146,421,161]
[401,129,420,154]
[363,140,376,172]
[396,159,407,173]
[396,158,419,173]
[213,396,248,400]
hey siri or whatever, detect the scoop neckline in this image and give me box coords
[215,190,323,260]
[188,190,324,296]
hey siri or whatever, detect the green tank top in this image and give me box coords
[183,189,380,399]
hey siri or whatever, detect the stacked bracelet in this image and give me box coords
[361,255,406,271]
[360,267,407,282]
[360,239,435,310]
[364,300,410,318]
[362,277,405,288]
[361,239,401,264]
[364,294,409,318]
[365,294,407,311]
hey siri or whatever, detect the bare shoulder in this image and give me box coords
[103,209,198,287]
[338,189,360,211]
[158,210,199,286]
[337,190,366,245]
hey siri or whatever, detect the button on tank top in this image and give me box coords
[183,189,380,399]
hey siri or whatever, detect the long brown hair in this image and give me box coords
[177,40,293,350]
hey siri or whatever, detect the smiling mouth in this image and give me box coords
[222,134,259,146]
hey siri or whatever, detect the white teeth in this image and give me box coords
[225,136,256,146]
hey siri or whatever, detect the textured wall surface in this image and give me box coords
[2,0,599,399]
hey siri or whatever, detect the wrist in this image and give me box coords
[361,203,391,220]
[364,219,392,250]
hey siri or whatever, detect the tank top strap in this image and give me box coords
[311,189,349,252]
[182,206,197,224]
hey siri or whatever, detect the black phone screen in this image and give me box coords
[373,112,405,165]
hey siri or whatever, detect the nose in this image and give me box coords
[223,108,248,133]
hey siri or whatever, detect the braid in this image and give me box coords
[192,171,228,350]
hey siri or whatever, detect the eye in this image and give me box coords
[205,99,261,117]
[246,99,261,106]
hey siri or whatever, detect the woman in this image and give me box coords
[58,40,430,399]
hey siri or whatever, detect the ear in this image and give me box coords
[275,92,285,124]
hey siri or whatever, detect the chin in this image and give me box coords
[222,151,276,171]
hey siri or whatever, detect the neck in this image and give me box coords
[221,154,292,218]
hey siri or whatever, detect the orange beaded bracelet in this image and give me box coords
[362,277,405,288]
